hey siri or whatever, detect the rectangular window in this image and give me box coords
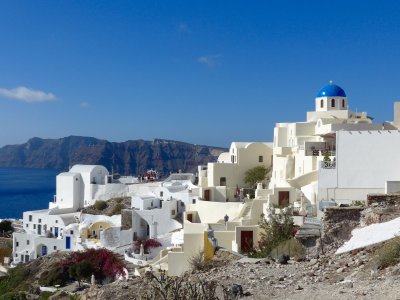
[192,199,196,204]
[220,177,226,186]
[258,156,263,163]
[70,230,74,235]
[342,99,345,108]
[33,224,36,229]
[320,100,323,108]
[29,215,32,222]
[25,224,28,228]
[331,99,335,107]
[38,219,41,223]
[27,240,30,245]
[55,220,58,223]
[53,246,57,250]
[160,191,163,197]
[16,242,19,247]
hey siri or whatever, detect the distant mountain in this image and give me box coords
[0,136,227,176]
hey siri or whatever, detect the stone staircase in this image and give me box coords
[116,254,136,278]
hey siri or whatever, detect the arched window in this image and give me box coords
[320,99,324,108]
[342,99,345,108]
[331,99,335,107]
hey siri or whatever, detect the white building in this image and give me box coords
[13,210,80,263]
[198,142,273,202]
[49,164,139,213]
[265,82,396,215]
[13,166,201,266]
[166,82,400,276]
[318,129,400,204]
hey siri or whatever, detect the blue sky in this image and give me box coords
[1,1,400,147]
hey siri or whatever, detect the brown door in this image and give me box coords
[204,189,210,201]
[241,231,253,253]
[187,213,193,222]
[279,191,290,207]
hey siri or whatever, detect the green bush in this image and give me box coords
[244,166,269,188]
[0,292,27,300]
[38,264,68,286]
[0,264,29,295]
[39,291,55,300]
[68,261,94,287]
[372,237,400,269]
[94,200,107,211]
[249,209,295,258]
[352,200,365,207]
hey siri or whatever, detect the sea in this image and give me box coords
[0,168,58,219]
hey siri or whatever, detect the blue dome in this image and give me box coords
[316,84,346,97]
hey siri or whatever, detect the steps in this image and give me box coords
[116,254,136,278]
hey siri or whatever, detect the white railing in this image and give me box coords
[321,161,336,169]
[306,150,336,157]
[304,217,322,226]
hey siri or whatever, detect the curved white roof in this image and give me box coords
[69,164,108,174]
[217,152,230,163]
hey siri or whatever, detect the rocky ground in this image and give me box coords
[71,245,400,300]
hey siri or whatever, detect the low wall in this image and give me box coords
[322,207,363,249]
[362,193,400,226]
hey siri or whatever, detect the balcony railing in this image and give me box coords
[321,161,336,169]
[306,150,336,157]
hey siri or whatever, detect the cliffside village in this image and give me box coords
[8,82,400,277]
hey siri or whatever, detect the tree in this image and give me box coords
[68,261,94,287]
[0,220,13,233]
[249,209,295,258]
[60,248,126,282]
[244,166,269,188]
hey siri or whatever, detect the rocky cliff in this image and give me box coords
[0,136,227,176]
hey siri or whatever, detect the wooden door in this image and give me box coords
[187,213,193,222]
[241,231,253,253]
[204,189,210,201]
[279,191,290,207]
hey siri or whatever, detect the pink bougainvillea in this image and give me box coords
[133,238,162,254]
[60,248,126,280]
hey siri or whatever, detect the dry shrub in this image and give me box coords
[109,203,124,216]
[142,270,225,300]
[372,237,400,269]
[189,251,209,272]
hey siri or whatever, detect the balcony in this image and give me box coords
[320,161,336,169]
[306,150,336,157]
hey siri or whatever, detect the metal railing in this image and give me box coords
[320,161,336,169]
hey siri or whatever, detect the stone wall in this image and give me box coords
[121,209,133,230]
[322,207,363,250]
[361,193,400,226]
